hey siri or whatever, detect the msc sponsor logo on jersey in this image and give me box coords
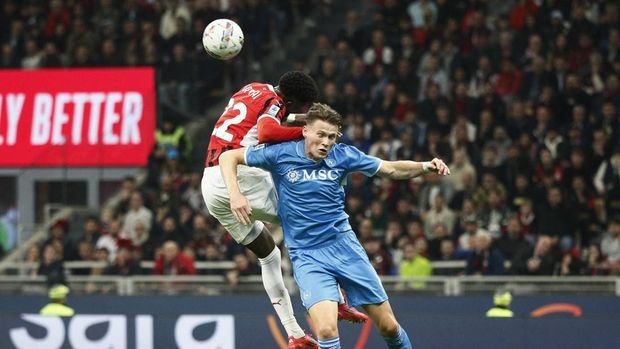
[286,169,341,183]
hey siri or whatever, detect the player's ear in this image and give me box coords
[302,125,308,137]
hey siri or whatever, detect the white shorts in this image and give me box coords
[201,166,279,245]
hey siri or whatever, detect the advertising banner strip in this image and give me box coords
[0,68,156,167]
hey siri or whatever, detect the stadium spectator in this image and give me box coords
[477,189,511,238]
[123,192,153,246]
[185,213,214,260]
[24,244,41,277]
[556,250,586,276]
[114,176,140,215]
[495,216,529,268]
[96,218,129,262]
[105,247,142,276]
[146,215,188,259]
[226,252,260,288]
[43,220,76,261]
[465,231,505,275]
[399,240,432,289]
[36,244,66,287]
[427,222,450,260]
[600,219,620,274]
[362,29,394,69]
[513,235,558,275]
[363,237,392,276]
[458,217,485,254]
[438,239,458,261]
[446,147,477,194]
[78,216,101,246]
[182,172,206,213]
[153,240,195,275]
[584,244,610,276]
[423,193,455,238]
[594,149,620,216]
[75,241,95,264]
[536,186,575,251]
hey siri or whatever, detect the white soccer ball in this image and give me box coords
[202,18,244,60]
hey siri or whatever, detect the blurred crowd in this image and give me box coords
[8,0,620,289]
[0,0,302,112]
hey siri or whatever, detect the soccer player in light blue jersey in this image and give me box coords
[219,103,450,349]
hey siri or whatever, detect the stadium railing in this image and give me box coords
[1,274,618,297]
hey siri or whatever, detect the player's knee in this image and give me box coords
[316,323,338,339]
[377,318,399,337]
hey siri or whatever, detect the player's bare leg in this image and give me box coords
[308,300,340,349]
[246,227,318,348]
[362,301,412,349]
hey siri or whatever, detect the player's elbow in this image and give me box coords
[379,162,397,178]
[257,131,270,144]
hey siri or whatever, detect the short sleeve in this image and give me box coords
[245,143,279,170]
[257,98,286,123]
[340,144,381,176]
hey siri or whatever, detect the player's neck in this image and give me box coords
[274,85,284,98]
[302,142,322,162]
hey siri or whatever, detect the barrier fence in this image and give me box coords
[1,294,619,349]
[1,274,619,297]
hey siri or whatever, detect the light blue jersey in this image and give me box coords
[245,140,381,250]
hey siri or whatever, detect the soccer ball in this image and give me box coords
[202,19,244,60]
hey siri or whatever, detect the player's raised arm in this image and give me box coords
[219,149,253,225]
[256,117,303,143]
[376,158,450,179]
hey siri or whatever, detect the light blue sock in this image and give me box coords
[318,336,340,349]
[383,325,412,349]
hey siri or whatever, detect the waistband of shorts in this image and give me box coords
[289,229,356,253]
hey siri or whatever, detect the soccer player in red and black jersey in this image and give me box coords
[202,71,367,349]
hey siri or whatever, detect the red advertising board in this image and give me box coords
[0,68,156,167]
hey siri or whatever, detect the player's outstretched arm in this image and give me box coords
[376,158,450,179]
[219,149,253,225]
[283,113,307,125]
[257,117,303,143]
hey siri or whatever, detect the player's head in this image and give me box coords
[277,71,318,113]
[493,290,512,308]
[48,284,70,303]
[303,103,342,161]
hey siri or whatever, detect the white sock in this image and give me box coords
[338,287,345,305]
[259,246,306,339]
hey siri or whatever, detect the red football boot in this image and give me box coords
[337,302,369,323]
[288,333,319,349]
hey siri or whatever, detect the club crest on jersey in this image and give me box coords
[325,159,336,167]
[286,170,301,183]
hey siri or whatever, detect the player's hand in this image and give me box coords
[286,113,307,125]
[230,193,253,225]
[427,158,450,175]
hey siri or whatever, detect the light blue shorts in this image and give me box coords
[289,231,388,310]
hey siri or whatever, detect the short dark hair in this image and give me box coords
[278,71,318,103]
[306,103,342,129]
